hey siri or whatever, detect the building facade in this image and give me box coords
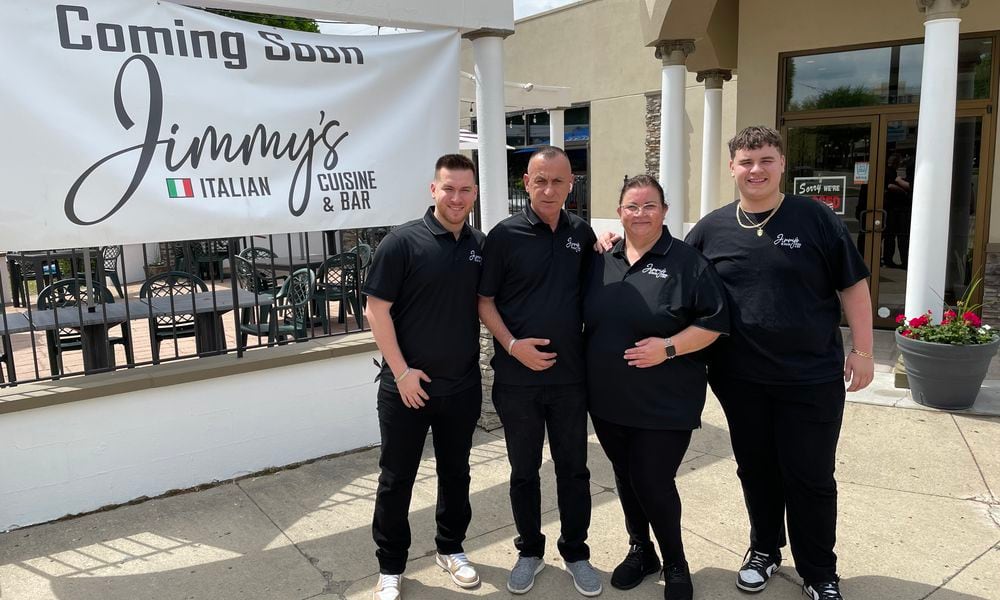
[463,0,1000,329]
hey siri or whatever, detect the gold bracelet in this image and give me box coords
[851,349,874,359]
[395,367,412,382]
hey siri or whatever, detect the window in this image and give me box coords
[506,114,526,148]
[784,38,992,112]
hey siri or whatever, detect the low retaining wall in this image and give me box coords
[0,335,381,531]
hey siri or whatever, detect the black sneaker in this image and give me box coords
[736,548,781,592]
[663,561,693,600]
[610,543,661,590]
[803,580,843,599]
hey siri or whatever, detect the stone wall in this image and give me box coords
[478,325,502,430]
[645,94,660,177]
[984,244,1000,325]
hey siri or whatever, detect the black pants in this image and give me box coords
[492,383,591,561]
[591,416,691,565]
[709,375,845,585]
[372,385,482,574]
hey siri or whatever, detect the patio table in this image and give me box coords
[25,301,140,373]
[266,253,329,273]
[139,289,259,354]
[5,249,106,308]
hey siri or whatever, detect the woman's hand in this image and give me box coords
[624,337,668,368]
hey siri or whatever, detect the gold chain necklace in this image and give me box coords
[736,194,785,237]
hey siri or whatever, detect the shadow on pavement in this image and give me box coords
[0,423,732,600]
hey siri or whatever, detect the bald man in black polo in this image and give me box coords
[363,154,485,600]
[478,146,602,597]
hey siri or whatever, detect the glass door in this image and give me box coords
[872,112,990,326]
[783,112,991,328]
[782,116,881,271]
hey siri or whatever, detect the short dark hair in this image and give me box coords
[527,145,570,165]
[728,126,784,158]
[619,174,666,206]
[435,153,477,177]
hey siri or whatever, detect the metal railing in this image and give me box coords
[0,228,390,388]
[471,176,590,230]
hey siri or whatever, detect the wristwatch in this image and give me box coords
[664,337,677,359]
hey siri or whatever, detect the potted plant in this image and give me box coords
[895,280,999,410]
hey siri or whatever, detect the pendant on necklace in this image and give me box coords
[756,229,763,237]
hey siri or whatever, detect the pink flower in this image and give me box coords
[943,310,957,323]
[908,315,930,328]
[963,312,982,327]
[901,329,913,337]
[895,314,906,325]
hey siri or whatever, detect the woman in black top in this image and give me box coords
[583,175,729,600]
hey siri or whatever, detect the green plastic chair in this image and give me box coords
[240,268,316,345]
[37,278,133,375]
[312,252,362,328]
[139,271,208,362]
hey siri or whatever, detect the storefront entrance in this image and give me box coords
[782,111,992,328]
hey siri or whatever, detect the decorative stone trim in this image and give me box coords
[654,39,696,66]
[645,94,662,177]
[478,325,502,430]
[462,28,515,41]
[0,333,379,416]
[696,69,733,90]
[983,246,1000,325]
[916,0,970,19]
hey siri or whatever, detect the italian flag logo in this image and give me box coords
[166,178,194,198]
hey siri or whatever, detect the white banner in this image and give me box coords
[0,0,458,250]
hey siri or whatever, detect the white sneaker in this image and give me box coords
[373,573,401,600]
[737,549,781,592]
[436,552,481,588]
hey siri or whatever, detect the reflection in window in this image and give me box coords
[506,114,526,148]
[566,106,590,142]
[527,111,550,146]
[784,38,992,111]
[504,107,591,148]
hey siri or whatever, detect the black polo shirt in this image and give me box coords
[362,206,486,396]
[479,205,596,386]
[685,194,870,385]
[584,228,729,430]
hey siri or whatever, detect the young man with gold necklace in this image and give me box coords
[686,126,874,600]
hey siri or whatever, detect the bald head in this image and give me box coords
[524,146,573,228]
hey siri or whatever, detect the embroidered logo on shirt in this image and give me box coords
[468,250,483,263]
[565,237,582,253]
[641,263,670,279]
[773,233,803,249]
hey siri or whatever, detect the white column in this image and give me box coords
[464,29,513,232]
[697,69,732,219]
[905,0,968,322]
[656,40,695,236]
[549,108,566,149]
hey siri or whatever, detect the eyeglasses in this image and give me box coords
[620,203,662,216]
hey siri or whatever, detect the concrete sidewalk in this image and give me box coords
[1,373,998,600]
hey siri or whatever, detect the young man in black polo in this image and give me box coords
[363,154,486,600]
[686,126,874,600]
[478,146,602,597]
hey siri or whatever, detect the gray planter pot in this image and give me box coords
[895,332,1000,410]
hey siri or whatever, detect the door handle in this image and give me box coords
[859,209,887,233]
[872,209,886,232]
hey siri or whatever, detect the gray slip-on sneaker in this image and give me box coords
[565,560,603,597]
[507,556,545,594]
